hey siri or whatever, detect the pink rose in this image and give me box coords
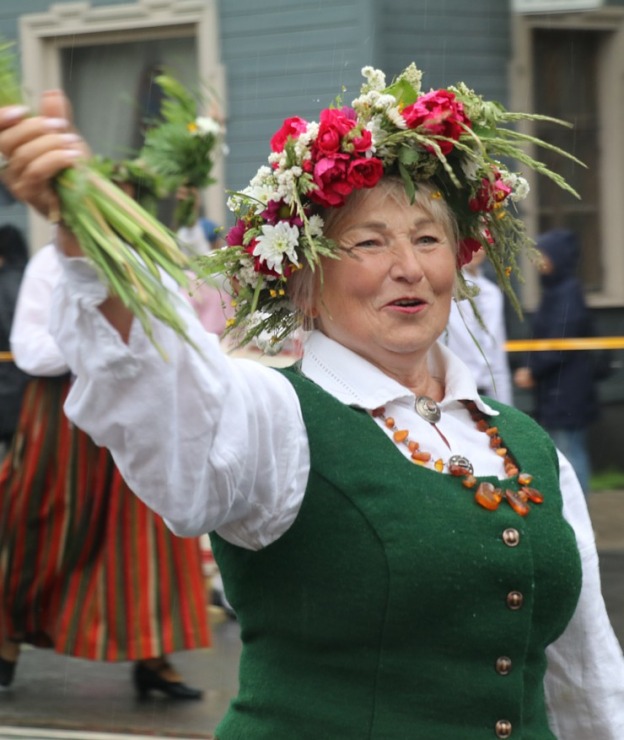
[347,156,384,190]
[270,116,308,153]
[310,155,354,208]
[402,90,470,155]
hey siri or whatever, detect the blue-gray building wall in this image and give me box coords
[217,0,511,196]
[378,0,510,103]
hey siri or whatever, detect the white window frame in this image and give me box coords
[510,8,624,309]
[19,0,225,251]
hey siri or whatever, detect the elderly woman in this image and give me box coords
[0,65,623,738]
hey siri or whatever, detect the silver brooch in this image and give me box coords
[414,395,441,424]
[448,454,474,475]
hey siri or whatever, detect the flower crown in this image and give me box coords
[195,63,580,347]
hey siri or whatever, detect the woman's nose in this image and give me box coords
[388,242,425,282]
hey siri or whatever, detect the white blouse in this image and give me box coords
[47,248,624,738]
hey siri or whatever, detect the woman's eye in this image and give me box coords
[354,238,381,248]
[416,234,440,246]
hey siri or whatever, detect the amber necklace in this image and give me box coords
[371,397,544,516]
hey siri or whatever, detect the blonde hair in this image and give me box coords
[288,177,459,328]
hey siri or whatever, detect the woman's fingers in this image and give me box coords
[0,92,88,219]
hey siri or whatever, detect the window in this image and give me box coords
[532,28,606,292]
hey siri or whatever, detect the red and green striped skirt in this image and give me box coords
[0,376,211,661]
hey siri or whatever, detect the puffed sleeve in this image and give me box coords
[544,453,624,737]
[11,244,69,376]
[49,251,310,551]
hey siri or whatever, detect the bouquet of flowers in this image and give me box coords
[195,63,582,347]
[0,40,194,359]
[140,72,226,228]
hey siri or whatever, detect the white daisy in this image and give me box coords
[253,221,301,274]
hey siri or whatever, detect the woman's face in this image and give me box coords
[312,185,457,376]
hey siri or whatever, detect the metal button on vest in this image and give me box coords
[502,528,520,547]
[495,719,513,738]
[506,591,524,609]
[495,656,513,675]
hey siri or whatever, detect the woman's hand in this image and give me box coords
[0,90,88,255]
[513,367,535,389]
[0,90,133,339]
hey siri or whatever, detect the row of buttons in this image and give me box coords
[494,529,523,736]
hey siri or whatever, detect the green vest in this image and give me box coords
[212,368,582,739]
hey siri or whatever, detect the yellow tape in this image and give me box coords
[1,338,623,362]
[506,337,624,352]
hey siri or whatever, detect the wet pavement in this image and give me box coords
[0,491,622,739]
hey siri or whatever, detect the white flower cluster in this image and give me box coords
[360,65,387,92]
[193,116,222,137]
[502,172,531,201]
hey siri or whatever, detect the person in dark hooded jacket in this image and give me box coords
[0,225,29,455]
[514,228,597,495]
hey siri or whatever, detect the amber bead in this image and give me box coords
[434,458,444,472]
[371,407,385,418]
[486,426,499,437]
[407,440,419,452]
[476,419,489,432]
[517,472,533,486]
[495,448,508,457]
[505,489,530,516]
[462,474,478,489]
[489,436,502,448]
[393,429,409,443]
[522,486,544,504]
[384,417,395,428]
[505,465,519,478]
[411,450,431,462]
[475,482,502,511]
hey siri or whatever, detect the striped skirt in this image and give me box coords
[0,376,211,661]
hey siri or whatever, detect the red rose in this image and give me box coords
[313,108,357,156]
[347,156,384,190]
[309,155,354,208]
[270,116,308,153]
[457,237,482,268]
[349,127,373,154]
[402,90,470,155]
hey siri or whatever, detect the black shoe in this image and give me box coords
[132,660,203,701]
[0,657,16,687]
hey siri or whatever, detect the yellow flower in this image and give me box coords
[187,121,198,134]
[225,318,236,328]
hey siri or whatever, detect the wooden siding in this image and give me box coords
[217,0,378,193]
[379,0,510,104]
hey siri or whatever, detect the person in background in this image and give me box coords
[514,228,598,496]
[176,185,225,257]
[0,224,28,457]
[444,247,513,404]
[1,64,623,739]
[0,245,211,697]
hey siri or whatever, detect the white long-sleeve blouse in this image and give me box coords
[46,248,624,738]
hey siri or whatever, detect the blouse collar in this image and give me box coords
[300,330,498,416]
